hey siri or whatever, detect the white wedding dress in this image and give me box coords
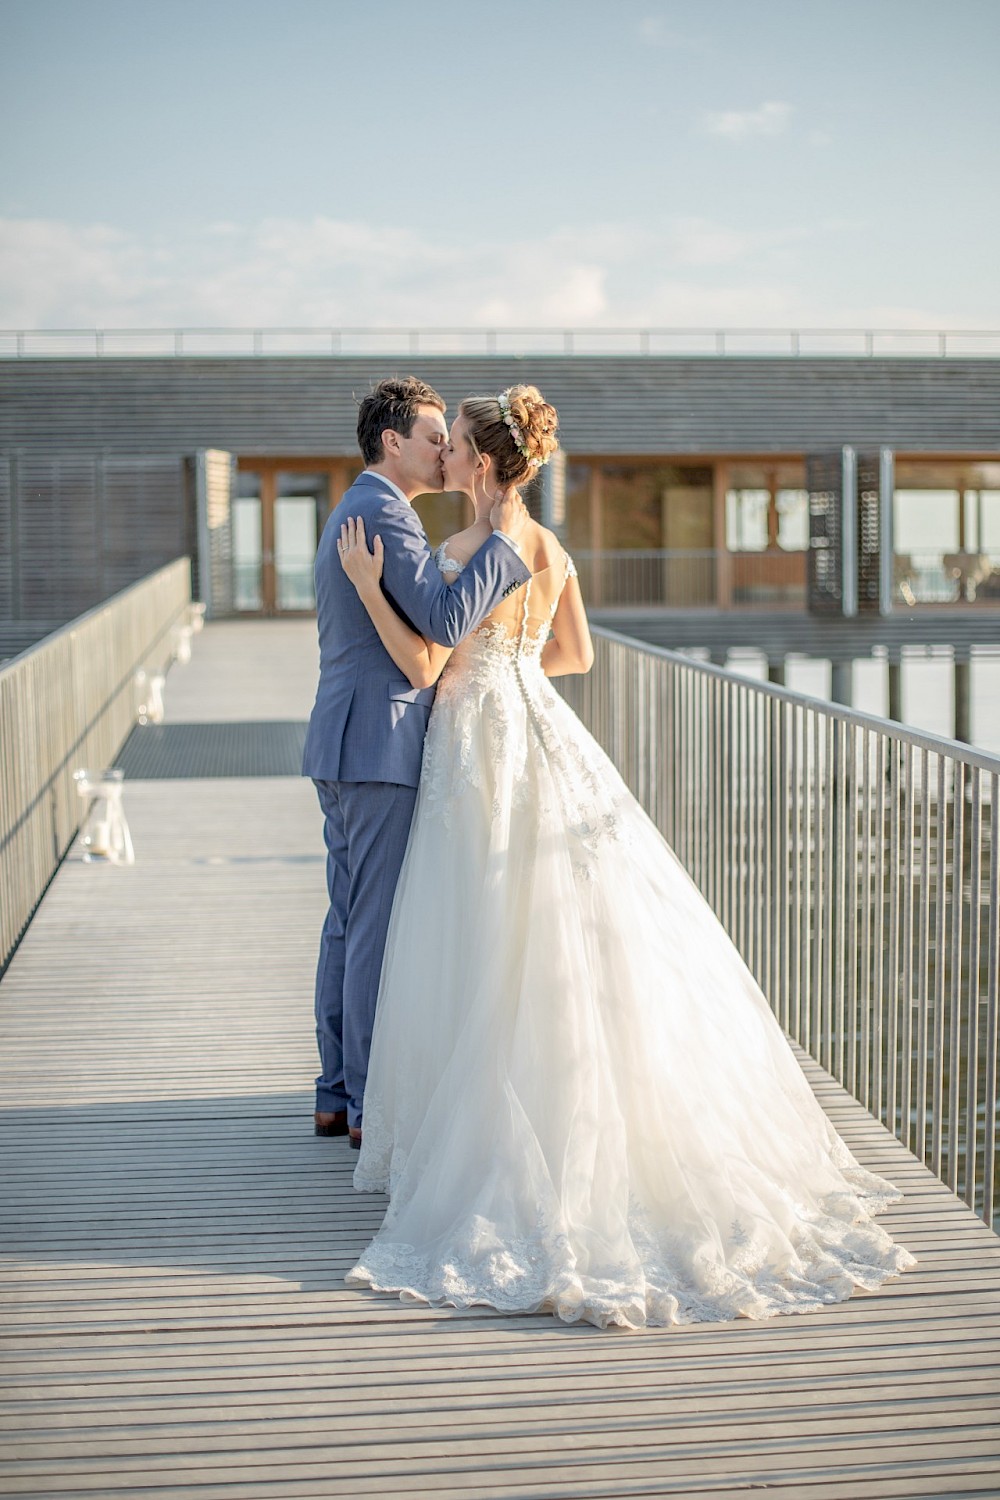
[346,545,916,1329]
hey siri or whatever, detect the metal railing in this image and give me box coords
[0,560,192,972]
[570,549,1000,610]
[559,628,1000,1229]
[575,549,808,609]
[2,327,999,359]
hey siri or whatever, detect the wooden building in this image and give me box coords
[2,352,999,627]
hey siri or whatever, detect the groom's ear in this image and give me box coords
[381,427,402,458]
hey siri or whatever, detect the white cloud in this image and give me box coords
[637,17,698,47]
[667,217,811,268]
[703,101,792,140]
[0,218,166,325]
[0,213,982,334]
[0,215,615,329]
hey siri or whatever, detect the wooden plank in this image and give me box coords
[0,622,998,1499]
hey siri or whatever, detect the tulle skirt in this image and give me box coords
[346,645,916,1329]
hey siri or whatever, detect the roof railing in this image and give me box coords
[1,327,999,359]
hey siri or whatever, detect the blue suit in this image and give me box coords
[303,470,530,1125]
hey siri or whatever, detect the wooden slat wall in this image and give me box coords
[0,457,11,618]
[4,454,190,623]
[17,454,101,620]
[3,356,997,629]
[103,457,195,598]
[2,356,1000,456]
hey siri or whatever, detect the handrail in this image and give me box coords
[0,560,193,973]
[1,327,999,358]
[559,627,1000,1229]
[568,548,1000,612]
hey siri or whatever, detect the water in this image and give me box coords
[726,653,1000,757]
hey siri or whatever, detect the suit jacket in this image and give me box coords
[302,470,531,787]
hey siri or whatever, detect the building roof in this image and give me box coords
[2,355,999,456]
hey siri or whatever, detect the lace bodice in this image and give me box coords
[435,542,576,670]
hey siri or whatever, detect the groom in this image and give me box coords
[302,376,530,1147]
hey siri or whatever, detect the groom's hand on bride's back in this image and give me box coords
[490,488,529,548]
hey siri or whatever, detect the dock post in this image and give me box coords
[888,656,903,723]
[954,654,971,744]
[830,659,854,707]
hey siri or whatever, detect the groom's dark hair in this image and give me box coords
[357,376,447,465]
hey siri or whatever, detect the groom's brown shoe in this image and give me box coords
[349,1127,362,1151]
[315,1109,348,1137]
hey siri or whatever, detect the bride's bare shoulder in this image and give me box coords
[525,522,567,575]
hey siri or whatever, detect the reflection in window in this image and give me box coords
[564,463,593,552]
[980,491,1000,550]
[894,489,960,553]
[777,490,809,549]
[726,488,808,551]
[590,464,714,550]
[233,470,262,611]
[276,472,328,611]
[727,489,768,550]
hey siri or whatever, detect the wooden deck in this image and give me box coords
[1,620,999,1500]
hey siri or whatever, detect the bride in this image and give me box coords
[337,384,916,1330]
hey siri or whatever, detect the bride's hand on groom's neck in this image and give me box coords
[490,487,529,547]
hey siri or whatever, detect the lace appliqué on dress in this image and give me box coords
[347,1178,914,1330]
[435,543,464,576]
[421,546,624,869]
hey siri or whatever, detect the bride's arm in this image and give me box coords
[339,517,453,690]
[541,571,594,677]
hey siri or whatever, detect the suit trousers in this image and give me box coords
[312,779,417,1126]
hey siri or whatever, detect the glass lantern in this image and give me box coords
[73,769,135,865]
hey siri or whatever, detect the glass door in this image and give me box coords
[233,462,341,614]
[233,471,263,611]
[274,472,328,611]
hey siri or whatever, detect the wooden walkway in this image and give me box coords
[1,621,999,1500]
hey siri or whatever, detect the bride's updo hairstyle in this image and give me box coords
[459,384,559,488]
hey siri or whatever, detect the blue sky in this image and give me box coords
[2,0,998,328]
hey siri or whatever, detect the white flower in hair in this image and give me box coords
[497,389,549,468]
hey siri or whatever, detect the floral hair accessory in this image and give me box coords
[497,390,549,468]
